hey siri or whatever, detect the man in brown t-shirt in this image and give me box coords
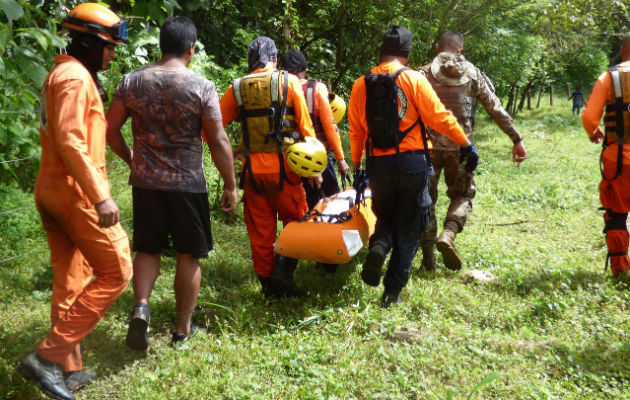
[106,16,237,348]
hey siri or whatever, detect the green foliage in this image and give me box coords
[0,1,67,187]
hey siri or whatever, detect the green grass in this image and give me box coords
[2,99,630,399]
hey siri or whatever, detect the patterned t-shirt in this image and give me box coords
[111,65,222,192]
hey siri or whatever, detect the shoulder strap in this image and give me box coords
[395,66,432,168]
[233,77,260,192]
[610,65,623,100]
[306,78,317,115]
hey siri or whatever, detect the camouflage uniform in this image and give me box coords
[419,55,522,269]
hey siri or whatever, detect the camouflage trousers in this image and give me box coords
[421,149,476,246]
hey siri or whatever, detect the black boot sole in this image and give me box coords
[436,240,462,271]
[18,363,72,400]
[361,249,385,286]
[126,317,149,351]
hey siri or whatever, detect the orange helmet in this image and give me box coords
[63,3,127,45]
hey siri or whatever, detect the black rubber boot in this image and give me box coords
[19,352,75,400]
[361,244,387,286]
[380,291,401,309]
[270,255,302,297]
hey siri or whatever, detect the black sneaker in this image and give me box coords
[64,370,96,392]
[126,302,150,351]
[18,352,75,400]
[361,245,387,286]
[172,322,202,345]
[380,291,401,309]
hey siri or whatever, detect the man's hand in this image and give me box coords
[590,128,604,144]
[221,186,239,213]
[337,158,349,177]
[512,141,527,167]
[459,145,479,173]
[309,174,323,188]
[94,197,120,228]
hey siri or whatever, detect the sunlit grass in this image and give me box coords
[2,99,629,399]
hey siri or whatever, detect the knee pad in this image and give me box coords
[603,210,628,233]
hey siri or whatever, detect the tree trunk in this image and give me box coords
[281,0,294,52]
[335,6,346,71]
[527,88,532,110]
[550,86,554,106]
[566,83,571,99]
[537,84,544,108]
[506,84,517,115]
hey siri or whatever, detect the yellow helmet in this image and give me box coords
[328,92,346,124]
[286,137,327,177]
[63,3,127,45]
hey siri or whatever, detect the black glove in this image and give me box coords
[353,169,369,206]
[459,145,479,173]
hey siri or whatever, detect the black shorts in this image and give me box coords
[132,187,213,258]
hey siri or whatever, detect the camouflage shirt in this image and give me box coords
[420,60,522,151]
[112,65,222,192]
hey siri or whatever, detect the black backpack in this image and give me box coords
[364,67,430,160]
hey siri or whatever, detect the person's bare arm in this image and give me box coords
[202,118,238,213]
[106,102,132,167]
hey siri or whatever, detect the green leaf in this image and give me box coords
[0,25,10,51]
[466,373,503,400]
[147,2,164,21]
[132,1,149,17]
[0,0,23,23]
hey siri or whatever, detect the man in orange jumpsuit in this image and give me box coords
[284,49,349,273]
[348,26,475,307]
[220,37,318,297]
[582,34,630,277]
[18,4,131,400]
[284,49,350,208]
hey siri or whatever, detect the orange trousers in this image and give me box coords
[34,180,132,371]
[600,156,630,274]
[243,173,308,278]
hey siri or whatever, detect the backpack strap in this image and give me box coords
[602,65,625,181]
[306,79,317,115]
[234,78,261,193]
[393,67,432,168]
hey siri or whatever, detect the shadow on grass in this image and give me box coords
[491,268,611,297]
[194,254,368,337]
[0,317,144,400]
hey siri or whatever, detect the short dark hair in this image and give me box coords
[160,16,197,57]
[439,30,464,46]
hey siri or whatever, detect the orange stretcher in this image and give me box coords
[274,188,376,264]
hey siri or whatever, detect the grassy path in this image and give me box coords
[2,100,629,399]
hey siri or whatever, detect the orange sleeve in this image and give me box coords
[220,85,240,127]
[582,70,611,137]
[412,74,467,146]
[289,77,315,138]
[348,76,368,163]
[315,83,344,159]
[49,78,110,204]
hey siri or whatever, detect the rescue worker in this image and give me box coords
[283,49,350,208]
[582,33,630,277]
[284,49,349,273]
[419,31,527,271]
[18,4,131,399]
[106,16,237,349]
[220,37,319,297]
[348,25,477,308]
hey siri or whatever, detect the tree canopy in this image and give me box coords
[0,0,628,174]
